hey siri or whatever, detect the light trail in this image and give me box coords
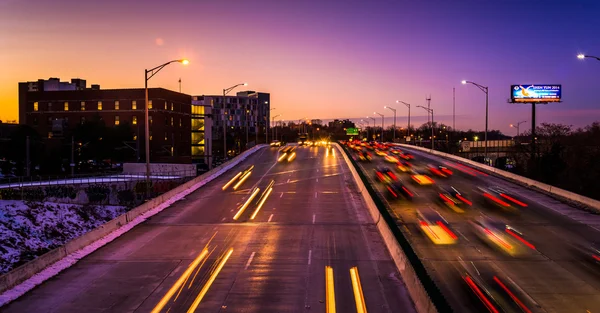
[325,266,337,313]
[232,171,252,190]
[350,266,368,313]
[186,248,234,313]
[277,153,288,162]
[221,172,242,191]
[250,187,273,220]
[150,248,209,313]
[233,187,260,220]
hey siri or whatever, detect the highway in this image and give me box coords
[2,145,416,313]
[351,143,600,313]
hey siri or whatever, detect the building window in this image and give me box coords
[149,131,153,141]
[48,103,52,111]
[179,118,182,127]
[132,116,137,125]
[132,100,137,110]
[149,116,153,125]
[148,100,152,109]
[64,102,69,111]
[171,103,174,111]
[115,116,120,125]
[81,117,86,124]
[164,133,168,141]
[48,132,53,139]
[33,102,39,111]
[115,101,120,110]
[47,117,53,125]
[98,101,103,110]
[33,117,38,126]
[133,134,137,141]
[81,101,85,111]
[164,102,167,110]
[170,117,174,126]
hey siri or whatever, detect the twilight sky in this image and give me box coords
[1,0,599,134]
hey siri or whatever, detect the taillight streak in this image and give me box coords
[402,186,413,197]
[505,228,536,250]
[464,276,500,313]
[483,193,510,207]
[493,276,532,313]
[456,194,472,206]
[387,186,398,198]
[436,221,457,239]
[499,193,528,207]
[420,221,439,239]
[484,229,512,250]
[439,193,455,204]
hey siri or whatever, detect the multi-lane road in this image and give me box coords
[2,145,416,313]
[354,144,600,313]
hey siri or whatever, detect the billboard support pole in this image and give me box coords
[531,102,536,164]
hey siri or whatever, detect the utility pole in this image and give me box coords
[426,95,432,127]
[26,136,30,176]
[453,88,455,132]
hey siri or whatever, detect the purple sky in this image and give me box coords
[1,0,599,134]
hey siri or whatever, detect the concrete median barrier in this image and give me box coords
[0,145,265,300]
[335,143,446,313]
[397,144,600,212]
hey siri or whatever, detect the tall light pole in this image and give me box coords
[267,106,275,143]
[367,116,376,140]
[272,114,280,142]
[144,59,188,188]
[361,119,370,140]
[384,106,396,142]
[578,54,600,61]
[397,101,411,142]
[462,80,489,159]
[417,106,434,150]
[510,120,527,136]
[222,82,248,159]
[374,112,384,141]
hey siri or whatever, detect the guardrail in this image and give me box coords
[335,143,452,313]
[396,144,600,213]
[0,145,266,306]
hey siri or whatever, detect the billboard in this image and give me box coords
[511,84,561,103]
[346,127,359,136]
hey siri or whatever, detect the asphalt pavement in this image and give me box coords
[355,144,600,313]
[2,145,416,313]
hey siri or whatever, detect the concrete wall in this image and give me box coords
[397,144,600,213]
[122,163,197,177]
[0,145,265,298]
[334,143,438,313]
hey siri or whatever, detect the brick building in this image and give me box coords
[19,78,194,163]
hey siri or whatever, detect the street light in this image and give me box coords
[144,59,188,189]
[416,105,434,150]
[510,120,527,136]
[578,54,600,61]
[222,82,248,159]
[272,114,281,142]
[461,80,489,159]
[367,116,376,140]
[361,119,370,140]
[397,100,412,141]
[384,105,396,142]
[374,112,384,141]
[267,106,275,143]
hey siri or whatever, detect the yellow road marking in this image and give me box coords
[325,266,336,313]
[186,248,234,313]
[150,248,209,313]
[350,267,368,313]
[233,188,260,220]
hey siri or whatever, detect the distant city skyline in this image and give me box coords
[1,0,599,134]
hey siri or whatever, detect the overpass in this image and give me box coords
[0,145,416,313]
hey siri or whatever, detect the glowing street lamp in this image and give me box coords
[510,120,527,136]
[461,79,489,158]
[416,106,434,150]
[144,59,188,189]
[384,105,396,141]
[374,112,384,141]
[397,100,412,140]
